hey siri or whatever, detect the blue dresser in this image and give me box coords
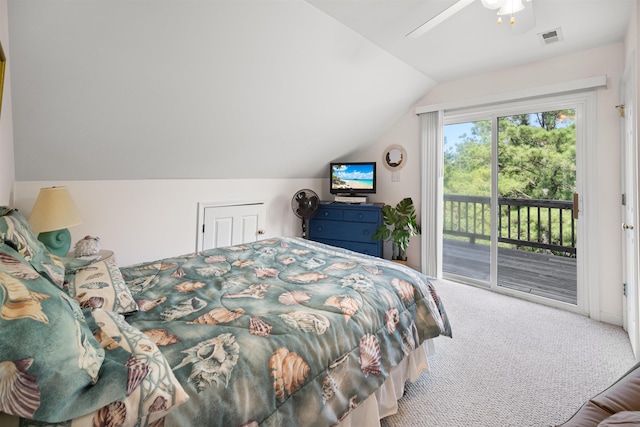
[308,202,383,257]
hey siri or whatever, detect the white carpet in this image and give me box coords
[381,279,636,427]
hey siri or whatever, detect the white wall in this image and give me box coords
[0,0,14,205]
[14,179,327,266]
[361,43,626,324]
[350,110,423,267]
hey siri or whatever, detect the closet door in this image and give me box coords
[197,202,266,251]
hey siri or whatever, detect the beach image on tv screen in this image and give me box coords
[332,164,374,190]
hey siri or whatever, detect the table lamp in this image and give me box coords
[28,186,82,257]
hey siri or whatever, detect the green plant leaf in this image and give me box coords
[371,198,420,259]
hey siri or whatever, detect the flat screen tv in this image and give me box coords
[330,162,376,195]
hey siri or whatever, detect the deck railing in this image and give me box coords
[443,194,576,256]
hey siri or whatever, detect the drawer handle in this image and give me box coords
[323,212,330,217]
[363,230,369,235]
[357,213,363,219]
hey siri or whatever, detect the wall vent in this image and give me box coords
[537,27,564,46]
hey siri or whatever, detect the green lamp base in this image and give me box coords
[37,228,72,257]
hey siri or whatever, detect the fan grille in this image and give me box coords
[291,189,320,238]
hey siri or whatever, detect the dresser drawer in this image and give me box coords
[314,206,343,221]
[308,219,378,243]
[343,209,379,223]
[312,238,381,257]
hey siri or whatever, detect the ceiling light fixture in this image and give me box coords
[480,0,503,8]
[405,0,533,39]
[481,0,530,25]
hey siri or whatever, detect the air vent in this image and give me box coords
[538,27,564,46]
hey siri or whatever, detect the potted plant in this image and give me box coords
[372,197,421,262]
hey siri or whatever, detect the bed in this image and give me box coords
[0,207,451,427]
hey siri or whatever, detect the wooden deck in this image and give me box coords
[443,238,577,304]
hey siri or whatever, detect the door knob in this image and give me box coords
[257,229,266,235]
[623,223,635,230]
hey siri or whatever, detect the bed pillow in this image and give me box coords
[68,260,138,314]
[0,207,65,287]
[0,243,129,422]
[78,309,190,426]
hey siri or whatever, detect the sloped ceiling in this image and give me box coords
[8,1,634,182]
[8,0,433,181]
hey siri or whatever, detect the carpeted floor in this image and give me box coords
[380,279,636,427]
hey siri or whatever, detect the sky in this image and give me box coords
[444,122,475,153]
[333,164,374,180]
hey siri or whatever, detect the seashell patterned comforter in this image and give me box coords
[121,237,452,427]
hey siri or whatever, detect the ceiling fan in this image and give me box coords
[406,0,534,39]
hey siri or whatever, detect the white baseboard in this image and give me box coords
[598,311,623,327]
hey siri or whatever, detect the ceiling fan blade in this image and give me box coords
[406,0,475,38]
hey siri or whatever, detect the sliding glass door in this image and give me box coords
[442,120,492,285]
[495,111,577,304]
[443,105,579,306]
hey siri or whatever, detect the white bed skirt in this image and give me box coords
[0,340,435,427]
[337,339,435,427]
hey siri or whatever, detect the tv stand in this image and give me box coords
[334,195,368,204]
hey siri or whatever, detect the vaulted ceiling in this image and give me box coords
[7,0,634,181]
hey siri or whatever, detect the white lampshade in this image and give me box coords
[28,186,82,233]
[498,0,525,15]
